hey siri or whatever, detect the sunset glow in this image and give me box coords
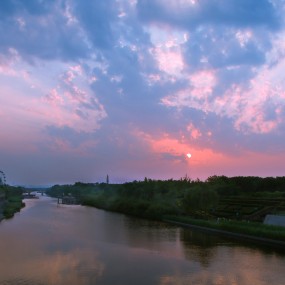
[1,0,285,185]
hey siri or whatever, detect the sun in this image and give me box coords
[186,153,192,158]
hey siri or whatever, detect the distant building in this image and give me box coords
[58,195,78,205]
[264,215,285,227]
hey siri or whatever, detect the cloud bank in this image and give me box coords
[0,0,285,184]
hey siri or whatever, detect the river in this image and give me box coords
[0,195,284,285]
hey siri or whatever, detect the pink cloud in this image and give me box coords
[0,58,107,157]
[0,92,44,153]
[157,0,198,12]
[189,70,217,99]
[44,88,64,105]
[134,129,224,167]
[143,73,162,86]
[162,62,285,134]
[148,26,187,78]
[132,129,285,180]
[0,60,16,76]
[110,75,123,83]
[190,70,216,87]
[42,64,107,133]
[187,123,202,139]
[62,65,83,84]
[161,69,217,111]
[42,89,106,133]
[231,71,285,133]
[0,48,21,76]
[150,46,184,76]
[235,29,253,47]
[45,137,98,155]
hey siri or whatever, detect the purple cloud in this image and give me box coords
[1,0,285,185]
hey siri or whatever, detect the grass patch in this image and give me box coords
[3,195,25,219]
[164,215,285,242]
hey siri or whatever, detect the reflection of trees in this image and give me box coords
[180,228,221,268]
[180,227,285,268]
[122,216,179,251]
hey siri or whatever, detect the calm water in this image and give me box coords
[0,196,285,285]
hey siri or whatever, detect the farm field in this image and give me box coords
[214,197,285,222]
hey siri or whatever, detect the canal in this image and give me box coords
[0,195,284,285]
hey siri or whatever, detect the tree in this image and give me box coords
[106,174,109,184]
[182,184,219,213]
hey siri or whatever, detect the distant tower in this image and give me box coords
[106,174,109,184]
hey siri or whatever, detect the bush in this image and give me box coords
[183,185,219,213]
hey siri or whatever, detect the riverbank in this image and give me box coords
[80,197,285,246]
[163,215,285,247]
[46,179,285,247]
[2,195,285,285]
[0,186,25,220]
[80,204,285,248]
[2,196,25,219]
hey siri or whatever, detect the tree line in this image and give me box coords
[47,175,285,220]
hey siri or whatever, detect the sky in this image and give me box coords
[1,0,285,185]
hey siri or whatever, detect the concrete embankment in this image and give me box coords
[164,219,285,249]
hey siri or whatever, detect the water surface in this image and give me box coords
[0,196,284,285]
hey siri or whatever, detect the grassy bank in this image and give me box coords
[47,177,285,244]
[3,196,25,219]
[83,193,285,243]
[164,215,285,242]
[81,191,179,219]
[1,186,25,219]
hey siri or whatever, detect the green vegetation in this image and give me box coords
[48,179,190,219]
[164,215,285,242]
[0,186,25,219]
[47,175,285,242]
[183,184,219,213]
